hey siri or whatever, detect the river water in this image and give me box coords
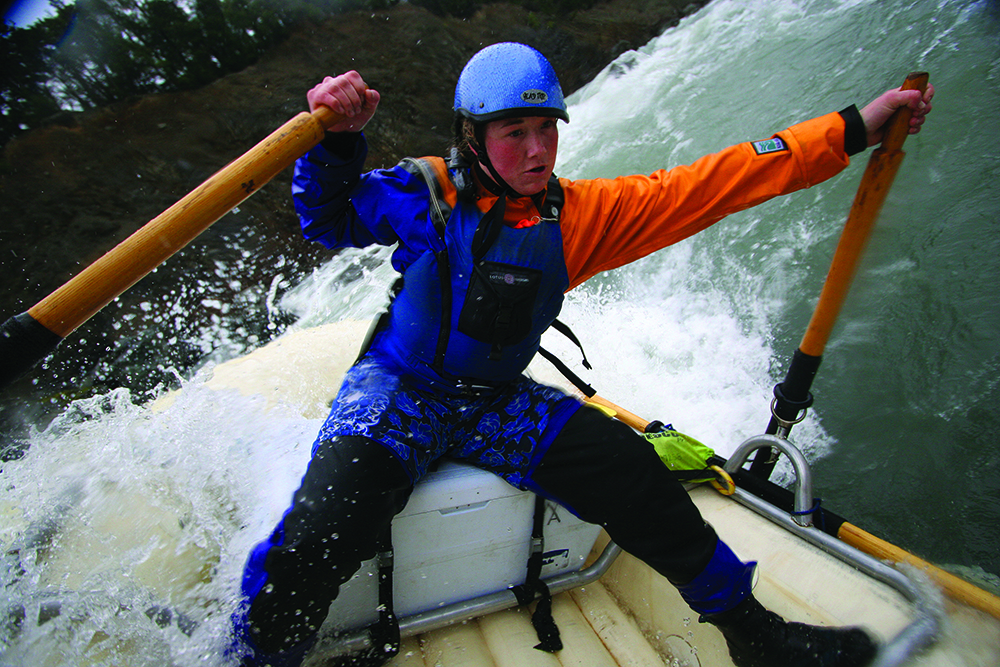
[2,0,999,664]
[552,0,1000,585]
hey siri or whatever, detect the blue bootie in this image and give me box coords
[673,538,757,614]
[683,539,878,667]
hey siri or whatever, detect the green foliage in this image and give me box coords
[408,0,601,18]
[407,0,478,19]
[0,9,71,145]
[39,0,297,111]
[1,0,343,146]
[1,0,601,147]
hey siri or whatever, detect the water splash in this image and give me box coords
[3,0,1000,663]
[1,378,319,665]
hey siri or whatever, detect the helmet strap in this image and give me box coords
[466,120,550,241]
[471,122,526,199]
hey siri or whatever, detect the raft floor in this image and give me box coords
[305,487,1000,667]
[384,583,695,667]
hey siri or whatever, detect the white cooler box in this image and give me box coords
[323,461,603,632]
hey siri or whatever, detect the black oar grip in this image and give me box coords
[0,312,62,389]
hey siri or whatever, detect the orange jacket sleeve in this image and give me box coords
[560,111,850,289]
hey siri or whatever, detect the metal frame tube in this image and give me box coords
[319,540,622,657]
[725,435,815,526]
[727,486,940,667]
[725,435,942,666]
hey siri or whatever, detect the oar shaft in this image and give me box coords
[799,148,907,356]
[751,72,928,478]
[799,71,928,357]
[29,107,340,338]
[0,106,343,390]
[839,521,1000,621]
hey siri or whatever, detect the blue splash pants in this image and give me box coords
[233,356,738,663]
[315,355,583,487]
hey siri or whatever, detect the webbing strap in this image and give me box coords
[536,317,596,398]
[471,195,507,260]
[471,173,562,260]
[666,468,718,481]
[548,319,591,369]
[509,495,563,653]
[400,158,454,369]
[341,529,400,666]
[434,249,452,368]
[536,346,595,398]
[373,530,400,657]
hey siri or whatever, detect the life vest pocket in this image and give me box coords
[458,260,542,353]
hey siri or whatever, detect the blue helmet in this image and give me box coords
[454,42,569,123]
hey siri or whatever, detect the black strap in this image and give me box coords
[510,495,563,653]
[339,529,400,666]
[434,249,452,369]
[540,175,563,220]
[536,347,596,398]
[399,158,455,370]
[471,195,507,260]
[536,317,596,398]
[373,530,400,657]
[548,319,592,370]
[471,173,563,260]
[666,468,719,481]
[400,157,451,235]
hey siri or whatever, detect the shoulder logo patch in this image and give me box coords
[751,136,789,155]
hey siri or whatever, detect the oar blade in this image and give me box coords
[0,312,62,390]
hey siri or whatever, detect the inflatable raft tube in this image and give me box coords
[10,320,997,666]
[186,320,1000,667]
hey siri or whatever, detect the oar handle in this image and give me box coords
[880,71,930,152]
[312,105,341,131]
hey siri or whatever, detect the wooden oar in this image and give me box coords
[0,105,344,390]
[585,394,653,432]
[749,71,930,478]
[838,521,1000,621]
